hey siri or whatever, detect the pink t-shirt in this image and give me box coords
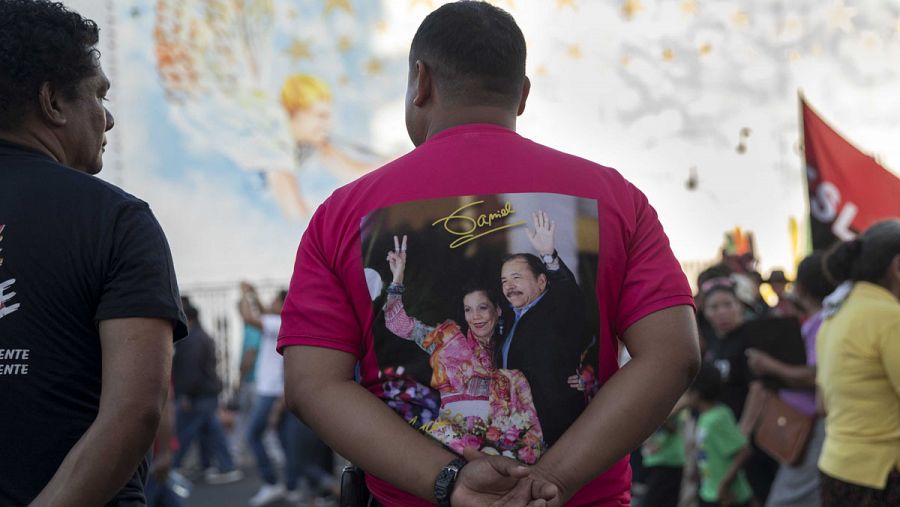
[278,124,693,506]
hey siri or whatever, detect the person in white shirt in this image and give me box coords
[241,289,303,506]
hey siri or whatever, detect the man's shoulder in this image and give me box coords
[331,134,633,200]
[3,153,147,211]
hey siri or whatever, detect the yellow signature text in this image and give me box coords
[431,201,526,248]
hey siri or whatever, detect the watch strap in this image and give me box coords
[434,457,467,507]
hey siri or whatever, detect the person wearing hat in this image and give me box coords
[766,269,798,318]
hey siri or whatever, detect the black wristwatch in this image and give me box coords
[434,457,466,507]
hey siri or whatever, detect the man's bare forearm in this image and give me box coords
[29,406,160,507]
[284,346,458,503]
[530,306,700,501]
[30,318,174,507]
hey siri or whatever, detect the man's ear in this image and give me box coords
[37,81,67,127]
[517,76,530,116]
[412,60,433,107]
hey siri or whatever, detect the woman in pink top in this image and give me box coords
[383,235,544,464]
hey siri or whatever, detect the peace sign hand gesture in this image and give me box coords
[386,235,407,285]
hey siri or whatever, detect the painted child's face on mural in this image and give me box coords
[288,100,331,147]
[463,290,501,342]
[500,258,547,309]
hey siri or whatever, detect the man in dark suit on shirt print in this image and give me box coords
[500,210,589,446]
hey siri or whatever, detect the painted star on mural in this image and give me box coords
[826,0,857,33]
[487,0,516,10]
[567,44,582,59]
[338,36,353,53]
[732,10,750,27]
[286,39,313,62]
[679,0,697,16]
[621,0,642,19]
[366,58,384,75]
[324,0,352,15]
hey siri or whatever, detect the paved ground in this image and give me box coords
[176,463,337,507]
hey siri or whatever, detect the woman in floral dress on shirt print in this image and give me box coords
[383,234,544,464]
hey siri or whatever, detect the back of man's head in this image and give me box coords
[410,1,526,108]
[0,0,100,130]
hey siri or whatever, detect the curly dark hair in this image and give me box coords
[0,0,101,129]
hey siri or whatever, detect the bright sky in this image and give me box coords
[370,0,900,277]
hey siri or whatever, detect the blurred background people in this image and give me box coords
[699,276,779,504]
[172,297,243,485]
[688,363,754,507]
[641,396,690,507]
[232,283,265,463]
[746,251,836,507]
[765,270,798,318]
[241,288,301,506]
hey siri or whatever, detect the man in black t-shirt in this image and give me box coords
[0,2,188,505]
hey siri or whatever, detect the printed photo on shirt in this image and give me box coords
[360,193,600,463]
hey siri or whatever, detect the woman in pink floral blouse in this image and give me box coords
[384,235,544,464]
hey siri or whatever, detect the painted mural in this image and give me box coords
[61,0,900,284]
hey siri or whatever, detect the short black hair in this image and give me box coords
[410,1,526,107]
[0,0,101,129]
[689,362,723,403]
[795,250,837,303]
[501,253,548,281]
[825,219,900,285]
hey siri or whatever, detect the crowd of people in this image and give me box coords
[142,287,340,507]
[1,1,897,507]
[634,220,900,507]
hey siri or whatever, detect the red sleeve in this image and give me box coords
[277,202,363,357]
[615,186,695,335]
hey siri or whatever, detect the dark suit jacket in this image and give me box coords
[502,257,589,446]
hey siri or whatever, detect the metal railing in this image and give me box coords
[181,279,289,402]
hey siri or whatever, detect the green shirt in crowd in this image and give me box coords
[643,412,686,468]
[696,404,753,504]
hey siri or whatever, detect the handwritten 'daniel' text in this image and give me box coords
[431,201,526,248]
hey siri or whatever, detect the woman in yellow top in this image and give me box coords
[816,219,900,505]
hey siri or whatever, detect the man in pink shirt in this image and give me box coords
[279,2,700,506]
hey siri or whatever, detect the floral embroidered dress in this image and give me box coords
[384,294,544,463]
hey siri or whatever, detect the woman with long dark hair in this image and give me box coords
[816,219,900,505]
